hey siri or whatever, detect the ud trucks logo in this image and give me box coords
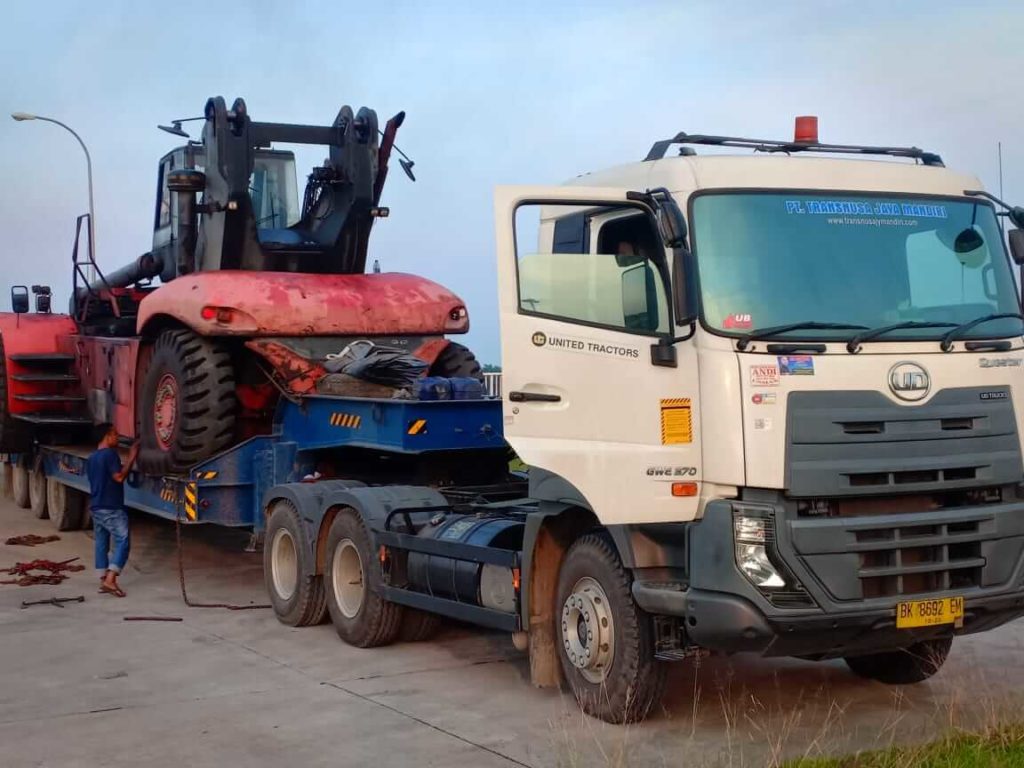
[888,362,930,401]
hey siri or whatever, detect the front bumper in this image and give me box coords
[629,496,1024,658]
[633,581,1024,657]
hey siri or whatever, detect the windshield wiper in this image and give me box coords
[846,321,957,354]
[736,321,868,351]
[939,313,1024,352]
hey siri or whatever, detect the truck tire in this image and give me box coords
[11,459,30,509]
[324,509,403,647]
[844,637,953,685]
[139,329,236,475]
[46,478,85,531]
[556,532,666,724]
[429,341,483,381]
[263,500,326,627]
[399,609,443,642]
[28,467,48,519]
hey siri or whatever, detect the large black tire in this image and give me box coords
[400,609,443,642]
[263,500,327,627]
[11,459,29,509]
[28,467,48,519]
[429,341,483,381]
[46,478,85,531]
[324,509,403,648]
[844,637,953,684]
[139,329,237,475]
[556,533,667,724]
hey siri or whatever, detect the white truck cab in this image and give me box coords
[494,120,1024,721]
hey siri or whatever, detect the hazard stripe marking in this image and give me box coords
[329,413,362,428]
[407,419,427,435]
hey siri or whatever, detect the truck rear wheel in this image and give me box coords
[556,533,666,724]
[399,609,443,642]
[28,467,48,519]
[844,637,952,684]
[263,500,326,627]
[139,329,236,475]
[11,459,30,509]
[46,478,85,531]
[324,509,403,647]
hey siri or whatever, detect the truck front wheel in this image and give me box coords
[556,533,666,723]
[263,500,327,627]
[324,509,403,648]
[139,329,236,475]
[844,637,952,684]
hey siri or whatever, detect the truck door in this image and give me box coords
[494,186,702,525]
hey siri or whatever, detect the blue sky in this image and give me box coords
[2,0,1022,363]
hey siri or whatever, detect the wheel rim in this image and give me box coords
[331,538,364,619]
[153,373,179,451]
[270,528,298,600]
[561,576,615,684]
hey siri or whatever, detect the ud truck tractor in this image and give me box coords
[7,115,1024,724]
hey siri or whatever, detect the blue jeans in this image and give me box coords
[92,508,130,575]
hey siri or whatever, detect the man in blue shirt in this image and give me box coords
[86,423,140,598]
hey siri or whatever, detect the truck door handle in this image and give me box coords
[508,391,561,403]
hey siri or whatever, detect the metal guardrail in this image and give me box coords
[483,372,502,398]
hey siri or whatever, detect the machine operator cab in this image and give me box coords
[152,144,301,282]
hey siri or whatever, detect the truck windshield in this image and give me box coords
[250,153,300,229]
[691,192,1023,341]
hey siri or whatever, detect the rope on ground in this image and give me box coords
[5,534,61,547]
[1,557,85,586]
[174,512,271,611]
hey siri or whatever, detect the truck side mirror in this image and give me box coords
[673,247,698,326]
[11,286,28,314]
[657,200,688,248]
[1009,229,1024,265]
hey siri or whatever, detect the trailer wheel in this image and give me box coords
[844,637,952,685]
[324,509,403,647]
[400,609,443,642]
[263,500,326,627]
[429,341,483,381]
[46,478,85,531]
[28,467,48,519]
[11,459,30,509]
[139,329,236,474]
[556,533,666,724]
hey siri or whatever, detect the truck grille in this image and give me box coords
[856,519,984,598]
[785,387,1021,498]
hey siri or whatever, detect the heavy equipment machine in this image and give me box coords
[0,96,483,480]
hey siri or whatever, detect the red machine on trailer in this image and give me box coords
[0,96,482,519]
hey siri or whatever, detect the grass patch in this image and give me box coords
[786,723,1024,768]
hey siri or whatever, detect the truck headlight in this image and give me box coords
[733,511,786,589]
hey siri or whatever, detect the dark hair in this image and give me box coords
[94,422,116,443]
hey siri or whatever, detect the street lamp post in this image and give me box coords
[11,112,97,283]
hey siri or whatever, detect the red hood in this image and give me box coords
[137,271,468,337]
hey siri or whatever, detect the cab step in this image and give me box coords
[10,373,79,382]
[10,413,92,426]
[14,394,87,403]
[9,353,76,365]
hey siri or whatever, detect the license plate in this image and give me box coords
[896,596,964,629]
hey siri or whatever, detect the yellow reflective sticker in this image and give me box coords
[660,398,692,445]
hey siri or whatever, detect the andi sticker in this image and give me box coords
[778,355,814,375]
[723,313,753,330]
[750,365,780,387]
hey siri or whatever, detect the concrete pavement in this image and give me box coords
[1,498,1022,767]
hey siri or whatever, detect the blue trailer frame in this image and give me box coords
[36,393,506,532]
